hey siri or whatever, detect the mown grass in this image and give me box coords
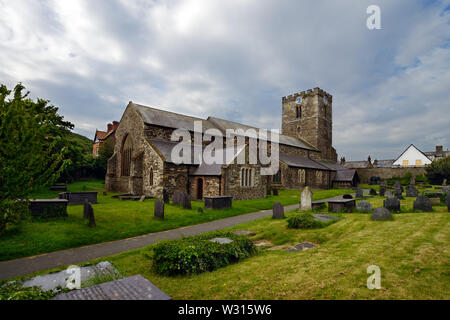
[98,207,449,300]
[0,180,353,261]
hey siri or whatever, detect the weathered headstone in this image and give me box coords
[371,208,393,221]
[272,188,278,196]
[385,190,393,198]
[272,202,284,219]
[88,203,96,227]
[406,185,419,197]
[163,189,170,204]
[154,200,164,219]
[172,191,182,206]
[356,201,372,213]
[139,195,146,202]
[384,197,400,212]
[355,188,364,198]
[181,193,192,210]
[379,186,386,197]
[370,189,377,196]
[300,187,312,211]
[83,199,90,219]
[394,186,404,200]
[413,196,433,212]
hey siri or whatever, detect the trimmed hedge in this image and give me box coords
[287,213,333,229]
[152,232,257,276]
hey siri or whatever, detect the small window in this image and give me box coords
[296,106,302,119]
[402,160,409,166]
[273,170,281,184]
[415,160,422,166]
[150,168,154,186]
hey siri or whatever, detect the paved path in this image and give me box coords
[0,204,301,280]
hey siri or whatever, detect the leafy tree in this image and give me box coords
[425,156,450,185]
[0,83,73,233]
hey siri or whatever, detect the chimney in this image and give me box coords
[112,121,120,130]
[436,145,443,156]
[107,123,113,132]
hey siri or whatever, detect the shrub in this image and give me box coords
[152,232,256,276]
[287,213,328,229]
[426,156,450,185]
[0,281,67,300]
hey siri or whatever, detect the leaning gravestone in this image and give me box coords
[379,186,386,197]
[154,200,164,220]
[139,195,146,202]
[88,202,96,227]
[370,189,377,196]
[355,188,364,198]
[371,208,393,221]
[413,196,433,212]
[181,193,192,210]
[406,185,419,197]
[272,202,284,219]
[83,199,90,219]
[300,187,312,211]
[384,197,400,212]
[163,189,170,204]
[356,201,372,213]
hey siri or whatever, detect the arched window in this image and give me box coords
[121,135,133,177]
[296,106,302,118]
[273,170,281,183]
[149,168,154,186]
[241,168,254,187]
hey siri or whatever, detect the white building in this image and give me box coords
[393,144,432,167]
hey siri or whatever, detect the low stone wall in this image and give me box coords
[59,192,98,205]
[355,166,427,182]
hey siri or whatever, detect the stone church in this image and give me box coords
[106,87,350,200]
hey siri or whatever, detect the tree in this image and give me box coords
[0,83,73,233]
[425,156,450,185]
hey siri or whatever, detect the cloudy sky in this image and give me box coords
[1,0,449,160]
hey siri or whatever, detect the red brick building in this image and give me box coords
[93,121,119,157]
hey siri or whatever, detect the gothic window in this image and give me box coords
[150,168,154,186]
[298,169,306,184]
[296,106,302,119]
[121,135,133,177]
[272,170,281,184]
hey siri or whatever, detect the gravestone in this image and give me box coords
[272,188,278,196]
[197,207,203,213]
[394,187,404,200]
[163,189,170,204]
[355,188,364,198]
[154,200,164,219]
[384,197,400,212]
[139,195,146,202]
[413,196,433,212]
[356,201,372,213]
[371,208,393,221]
[370,189,377,196]
[300,187,312,211]
[172,192,182,206]
[181,193,192,210]
[88,203,96,227]
[385,190,393,198]
[266,188,271,196]
[443,178,447,186]
[406,185,419,197]
[410,176,416,186]
[379,186,386,197]
[83,199,90,219]
[272,202,284,219]
[446,192,450,212]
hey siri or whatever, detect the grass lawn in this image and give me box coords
[0,180,353,261]
[94,200,449,300]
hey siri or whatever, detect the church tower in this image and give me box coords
[281,87,337,162]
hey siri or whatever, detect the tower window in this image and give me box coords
[296,106,302,118]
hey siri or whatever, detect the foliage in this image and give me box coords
[0,83,72,234]
[287,213,328,229]
[152,232,256,276]
[0,281,67,300]
[426,156,450,185]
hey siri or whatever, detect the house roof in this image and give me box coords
[334,169,358,182]
[393,144,432,164]
[279,154,330,170]
[95,130,108,141]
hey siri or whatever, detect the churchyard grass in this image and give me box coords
[0,180,353,261]
[87,207,449,300]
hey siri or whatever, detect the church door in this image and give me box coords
[196,178,203,200]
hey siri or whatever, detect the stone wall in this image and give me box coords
[222,163,266,200]
[163,163,190,198]
[189,176,221,200]
[355,166,427,182]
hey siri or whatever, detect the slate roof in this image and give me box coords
[279,154,330,170]
[334,169,357,182]
[208,116,318,151]
[132,102,318,152]
[343,161,369,169]
[317,160,347,171]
